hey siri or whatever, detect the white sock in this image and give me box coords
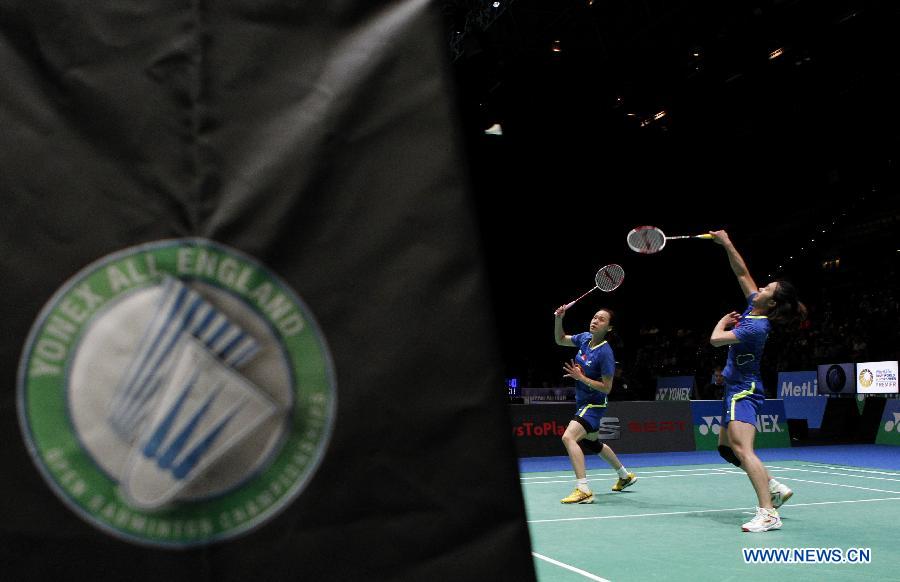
[577,478,590,492]
[617,467,629,479]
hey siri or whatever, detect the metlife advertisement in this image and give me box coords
[778,371,827,429]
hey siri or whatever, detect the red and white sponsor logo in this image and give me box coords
[627,420,688,433]
[512,421,567,437]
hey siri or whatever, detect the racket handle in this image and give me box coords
[668,234,713,240]
[553,300,576,315]
[558,287,597,313]
[553,302,573,315]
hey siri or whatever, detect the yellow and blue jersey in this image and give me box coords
[570,332,615,407]
[722,292,770,389]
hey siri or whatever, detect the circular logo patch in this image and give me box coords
[858,369,874,389]
[825,364,846,393]
[17,239,336,547]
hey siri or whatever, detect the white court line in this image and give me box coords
[801,463,900,477]
[520,467,734,480]
[776,476,900,495]
[532,552,611,582]
[764,465,900,484]
[522,472,739,486]
[529,505,759,524]
[527,497,900,524]
[522,465,900,488]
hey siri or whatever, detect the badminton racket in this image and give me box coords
[626,225,713,254]
[559,264,625,311]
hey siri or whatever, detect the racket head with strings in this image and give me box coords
[559,263,625,311]
[627,226,714,254]
[626,225,666,254]
[594,263,625,292]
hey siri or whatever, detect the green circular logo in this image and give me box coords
[17,239,336,547]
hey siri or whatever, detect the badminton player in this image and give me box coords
[708,230,804,532]
[554,306,637,504]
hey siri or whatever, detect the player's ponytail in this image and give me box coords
[769,280,806,329]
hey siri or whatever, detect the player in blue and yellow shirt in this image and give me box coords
[553,305,637,504]
[709,230,805,532]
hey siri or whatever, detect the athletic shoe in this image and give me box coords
[561,488,594,504]
[742,507,782,532]
[611,473,637,492]
[770,482,793,509]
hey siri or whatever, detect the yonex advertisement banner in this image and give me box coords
[654,375,695,401]
[0,2,534,580]
[691,400,791,450]
[875,399,900,445]
[778,370,827,429]
[510,401,695,456]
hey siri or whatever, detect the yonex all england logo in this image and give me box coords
[17,240,336,547]
[698,416,722,436]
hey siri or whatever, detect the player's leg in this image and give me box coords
[599,442,637,491]
[561,418,594,504]
[721,388,792,509]
[728,419,781,532]
[577,405,638,492]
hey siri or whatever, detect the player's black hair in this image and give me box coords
[769,280,806,328]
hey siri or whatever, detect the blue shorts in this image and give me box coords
[723,381,764,426]
[573,403,607,433]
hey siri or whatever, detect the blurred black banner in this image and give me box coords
[0,1,534,580]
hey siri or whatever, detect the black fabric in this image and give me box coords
[573,415,595,434]
[579,438,606,455]
[0,1,534,580]
[717,445,742,467]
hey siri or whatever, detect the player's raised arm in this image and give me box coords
[554,305,575,346]
[709,230,758,298]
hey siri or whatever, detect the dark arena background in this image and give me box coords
[447,0,900,580]
[1,1,898,581]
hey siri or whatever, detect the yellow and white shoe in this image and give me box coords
[561,488,594,504]
[611,473,637,492]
